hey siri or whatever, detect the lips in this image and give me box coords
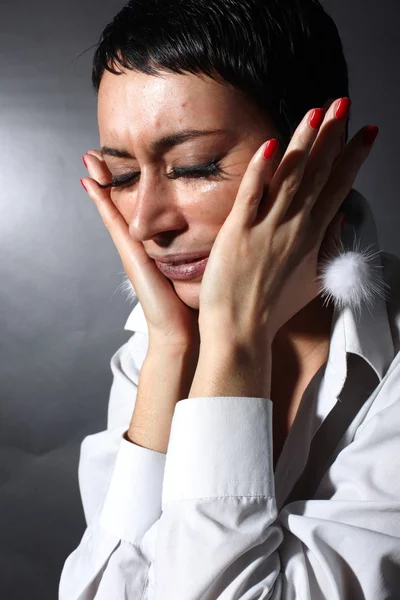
[155,256,209,280]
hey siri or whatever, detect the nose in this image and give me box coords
[128,170,185,242]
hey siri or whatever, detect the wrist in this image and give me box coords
[189,339,272,399]
[199,319,274,355]
[146,340,200,397]
[127,342,200,453]
[148,335,199,359]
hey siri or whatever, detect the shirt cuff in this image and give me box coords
[162,396,274,505]
[99,431,166,545]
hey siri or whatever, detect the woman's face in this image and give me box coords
[97,69,282,309]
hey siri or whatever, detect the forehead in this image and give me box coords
[97,69,257,145]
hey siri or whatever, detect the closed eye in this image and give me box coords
[99,158,226,191]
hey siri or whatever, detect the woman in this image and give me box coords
[59,0,400,598]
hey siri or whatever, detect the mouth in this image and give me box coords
[155,255,209,280]
[164,256,207,266]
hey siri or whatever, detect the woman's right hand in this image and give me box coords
[81,150,200,352]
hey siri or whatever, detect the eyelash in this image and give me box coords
[101,159,225,191]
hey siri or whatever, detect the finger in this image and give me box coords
[80,158,173,306]
[85,149,104,162]
[83,150,112,186]
[81,157,149,279]
[228,100,344,231]
[291,97,351,215]
[313,125,379,232]
[331,130,346,171]
[322,98,347,164]
[226,137,280,229]
[263,105,327,225]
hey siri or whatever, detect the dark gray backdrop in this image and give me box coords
[1,1,399,598]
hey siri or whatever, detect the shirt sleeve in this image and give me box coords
[151,355,400,599]
[60,329,400,599]
[59,331,166,600]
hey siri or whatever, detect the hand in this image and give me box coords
[81,151,200,351]
[197,97,378,349]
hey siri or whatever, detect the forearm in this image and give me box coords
[127,344,199,454]
[188,340,272,399]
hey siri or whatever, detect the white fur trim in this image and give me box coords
[317,233,390,320]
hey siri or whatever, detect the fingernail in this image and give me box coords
[80,179,87,191]
[82,155,88,168]
[309,108,325,129]
[335,97,351,120]
[263,138,279,160]
[362,125,379,146]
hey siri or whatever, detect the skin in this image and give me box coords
[96,69,340,450]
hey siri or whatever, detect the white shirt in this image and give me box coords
[59,189,400,599]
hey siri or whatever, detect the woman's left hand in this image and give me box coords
[197,98,378,351]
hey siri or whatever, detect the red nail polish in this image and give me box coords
[335,97,351,120]
[309,108,325,129]
[80,179,87,191]
[263,139,279,160]
[362,125,379,146]
[82,155,88,168]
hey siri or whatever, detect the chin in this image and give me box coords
[172,280,201,310]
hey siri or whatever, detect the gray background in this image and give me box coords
[1,0,399,598]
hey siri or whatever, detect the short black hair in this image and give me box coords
[92,0,350,148]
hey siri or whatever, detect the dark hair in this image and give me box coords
[92,0,350,148]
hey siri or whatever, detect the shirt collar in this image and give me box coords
[124,188,395,385]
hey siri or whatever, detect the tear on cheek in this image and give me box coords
[199,181,218,193]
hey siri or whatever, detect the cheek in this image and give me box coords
[185,179,239,225]
[110,179,241,227]
[197,181,218,194]
[110,190,133,225]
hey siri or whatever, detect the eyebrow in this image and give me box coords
[101,128,229,159]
